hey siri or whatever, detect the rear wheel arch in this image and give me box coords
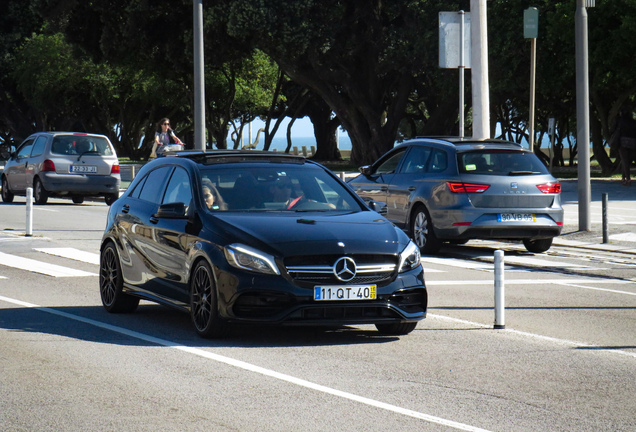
[409,203,442,254]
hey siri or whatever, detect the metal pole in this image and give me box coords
[459,10,465,138]
[26,187,33,237]
[529,38,536,152]
[494,250,505,329]
[576,0,591,231]
[602,193,609,243]
[470,0,490,139]
[193,0,206,151]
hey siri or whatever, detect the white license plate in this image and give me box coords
[498,213,536,222]
[314,285,377,301]
[70,165,97,173]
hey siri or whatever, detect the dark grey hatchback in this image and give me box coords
[100,151,426,338]
[349,138,563,254]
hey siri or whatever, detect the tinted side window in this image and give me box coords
[375,149,406,174]
[17,139,34,158]
[162,167,192,205]
[401,146,431,174]
[428,150,448,173]
[30,136,48,157]
[128,175,148,199]
[138,166,173,204]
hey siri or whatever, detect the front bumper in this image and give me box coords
[217,265,427,325]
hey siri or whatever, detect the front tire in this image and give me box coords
[375,322,417,336]
[410,205,441,254]
[1,176,14,203]
[190,259,229,338]
[100,242,139,313]
[105,193,119,206]
[33,178,48,205]
[523,238,553,253]
[72,195,84,204]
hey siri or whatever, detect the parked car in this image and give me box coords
[1,132,120,205]
[348,137,563,254]
[99,151,427,338]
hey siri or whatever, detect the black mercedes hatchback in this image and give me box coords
[99,151,426,338]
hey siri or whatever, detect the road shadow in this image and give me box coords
[0,303,403,349]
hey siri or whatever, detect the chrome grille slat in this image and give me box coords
[285,256,397,285]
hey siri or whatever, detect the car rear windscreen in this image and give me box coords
[51,136,114,156]
[458,150,549,176]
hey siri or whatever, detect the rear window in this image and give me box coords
[458,150,548,175]
[51,135,114,156]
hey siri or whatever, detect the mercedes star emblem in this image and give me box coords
[333,257,357,282]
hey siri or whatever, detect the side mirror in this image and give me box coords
[359,165,373,176]
[155,202,188,219]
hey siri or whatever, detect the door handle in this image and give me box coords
[380,186,389,192]
[149,217,159,224]
[121,205,130,214]
[408,186,416,191]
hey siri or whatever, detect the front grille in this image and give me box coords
[285,254,397,286]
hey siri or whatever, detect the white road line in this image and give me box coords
[0,252,97,277]
[554,281,636,296]
[428,313,636,359]
[482,255,601,270]
[427,277,634,287]
[0,295,493,432]
[422,257,494,271]
[35,247,100,266]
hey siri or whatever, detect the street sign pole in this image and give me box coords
[193,0,206,151]
[459,11,465,138]
[576,0,593,231]
[524,7,539,153]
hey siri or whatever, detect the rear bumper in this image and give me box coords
[40,172,120,195]
[435,210,563,241]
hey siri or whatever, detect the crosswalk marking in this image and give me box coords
[422,257,497,271]
[35,247,100,265]
[0,251,97,277]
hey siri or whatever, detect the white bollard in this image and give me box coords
[26,187,33,237]
[494,249,505,329]
[339,172,346,181]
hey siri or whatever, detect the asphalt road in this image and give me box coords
[0,192,635,431]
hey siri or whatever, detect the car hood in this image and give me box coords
[213,211,405,256]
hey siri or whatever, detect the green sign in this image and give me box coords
[524,7,539,39]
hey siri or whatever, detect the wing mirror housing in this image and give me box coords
[155,202,189,219]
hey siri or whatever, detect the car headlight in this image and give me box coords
[224,244,280,275]
[398,240,421,273]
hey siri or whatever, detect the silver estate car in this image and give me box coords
[348,138,563,254]
[1,132,120,205]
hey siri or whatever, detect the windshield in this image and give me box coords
[51,135,114,156]
[199,164,364,212]
[458,150,549,175]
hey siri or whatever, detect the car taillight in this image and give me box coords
[111,164,120,174]
[537,182,561,194]
[447,182,490,193]
[42,160,56,172]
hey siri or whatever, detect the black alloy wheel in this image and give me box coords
[33,178,48,205]
[100,242,139,313]
[190,259,229,338]
[410,205,441,254]
[1,176,14,203]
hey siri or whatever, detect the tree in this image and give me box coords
[215,0,457,165]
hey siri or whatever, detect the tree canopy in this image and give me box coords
[1,0,636,171]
